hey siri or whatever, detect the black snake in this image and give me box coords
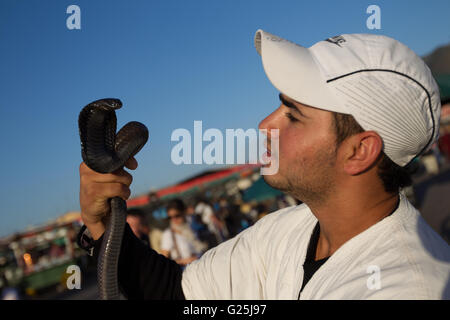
[78,98,148,299]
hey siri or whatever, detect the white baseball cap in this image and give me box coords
[254,29,441,167]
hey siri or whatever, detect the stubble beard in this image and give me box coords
[263,144,337,207]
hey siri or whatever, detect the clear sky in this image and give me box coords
[0,0,449,237]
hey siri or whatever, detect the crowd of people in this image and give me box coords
[125,192,300,267]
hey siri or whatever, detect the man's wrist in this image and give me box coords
[85,222,105,240]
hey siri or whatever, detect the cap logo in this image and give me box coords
[266,35,283,42]
[325,35,346,47]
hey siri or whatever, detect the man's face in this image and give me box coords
[167,208,185,226]
[259,94,339,205]
[127,215,143,237]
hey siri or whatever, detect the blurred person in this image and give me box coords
[218,197,229,210]
[160,199,207,267]
[185,204,212,246]
[194,197,226,244]
[214,199,230,240]
[254,203,269,221]
[78,30,450,299]
[149,226,164,254]
[49,242,65,258]
[222,202,242,238]
[239,203,253,229]
[127,208,151,248]
[185,204,195,225]
[216,198,238,235]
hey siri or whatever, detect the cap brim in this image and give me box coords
[255,29,345,113]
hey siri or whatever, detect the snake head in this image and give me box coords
[87,98,122,111]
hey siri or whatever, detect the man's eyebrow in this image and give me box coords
[279,94,308,117]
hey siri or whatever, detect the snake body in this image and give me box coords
[78,98,148,300]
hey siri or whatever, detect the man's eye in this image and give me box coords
[285,112,299,122]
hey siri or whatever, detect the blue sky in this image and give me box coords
[0,0,449,237]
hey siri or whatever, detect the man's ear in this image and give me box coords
[342,131,383,175]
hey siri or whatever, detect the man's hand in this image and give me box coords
[79,157,138,240]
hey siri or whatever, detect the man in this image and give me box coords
[160,199,207,267]
[126,208,151,248]
[78,30,450,299]
[194,197,228,245]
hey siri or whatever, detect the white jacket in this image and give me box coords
[182,193,450,299]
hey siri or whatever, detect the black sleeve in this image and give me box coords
[93,224,186,300]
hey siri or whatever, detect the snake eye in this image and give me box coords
[102,98,122,110]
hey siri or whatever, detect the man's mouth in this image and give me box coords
[263,139,272,160]
[261,150,271,164]
[260,132,279,175]
[264,140,271,155]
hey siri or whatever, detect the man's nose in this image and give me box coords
[258,107,280,134]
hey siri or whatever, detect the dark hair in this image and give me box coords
[166,198,186,213]
[127,208,145,218]
[332,112,412,193]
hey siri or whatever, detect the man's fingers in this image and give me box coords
[79,161,134,230]
[125,157,138,170]
[83,182,131,202]
[102,183,132,201]
[80,162,133,186]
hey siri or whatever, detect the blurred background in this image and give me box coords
[0,0,449,299]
